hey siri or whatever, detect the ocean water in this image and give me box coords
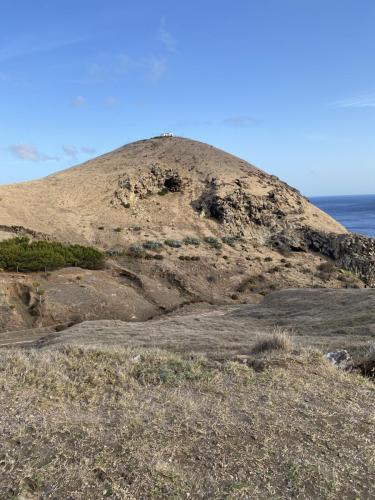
[310,194,375,238]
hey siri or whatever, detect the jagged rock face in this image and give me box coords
[193,177,307,237]
[304,231,375,286]
[269,227,375,286]
[112,165,190,208]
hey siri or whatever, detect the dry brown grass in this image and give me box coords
[356,348,375,379]
[0,345,374,499]
[251,329,294,354]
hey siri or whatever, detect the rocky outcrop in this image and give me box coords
[304,230,375,286]
[267,226,375,286]
[194,178,305,236]
[112,165,189,207]
[326,350,353,371]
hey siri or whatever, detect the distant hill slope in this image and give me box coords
[0,136,345,245]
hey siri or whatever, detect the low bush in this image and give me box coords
[222,236,237,247]
[0,238,104,272]
[183,236,201,246]
[144,253,164,261]
[165,239,182,248]
[142,240,163,250]
[128,244,146,258]
[204,236,222,250]
[178,255,200,261]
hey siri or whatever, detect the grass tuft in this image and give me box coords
[251,329,294,354]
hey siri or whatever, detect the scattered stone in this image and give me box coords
[326,350,353,371]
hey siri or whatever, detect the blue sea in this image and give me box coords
[310,194,375,238]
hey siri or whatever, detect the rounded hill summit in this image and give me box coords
[0,136,344,244]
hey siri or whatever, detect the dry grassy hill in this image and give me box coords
[0,136,344,244]
[0,136,372,336]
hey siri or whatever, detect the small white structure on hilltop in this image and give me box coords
[161,132,174,137]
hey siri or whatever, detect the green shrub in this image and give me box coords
[128,244,146,258]
[142,240,163,250]
[222,236,237,247]
[131,225,142,232]
[183,236,201,246]
[158,187,169,196]
[165,239,182,248]
[204,236,222,250]
[0,238,104,272]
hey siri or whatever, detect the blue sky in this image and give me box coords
[0,0,374,195]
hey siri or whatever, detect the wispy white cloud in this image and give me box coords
[62,144,79,160]
[8,144,59,162]
[0,36,87,63]
[81,146,96,155]
[72,95,86,108]
[62,144,96,159]
[159,17,177,53]
[147,57,167,81]
[330,93,375,108]
[223,116,259,127]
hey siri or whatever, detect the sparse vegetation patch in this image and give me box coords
[183,236,201,246]
[222,236,238,247]
[142,240,163,250]
[165,239,182,248]
[204,236,222,250]
[158,187,169,196]
[128,244,146,258]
